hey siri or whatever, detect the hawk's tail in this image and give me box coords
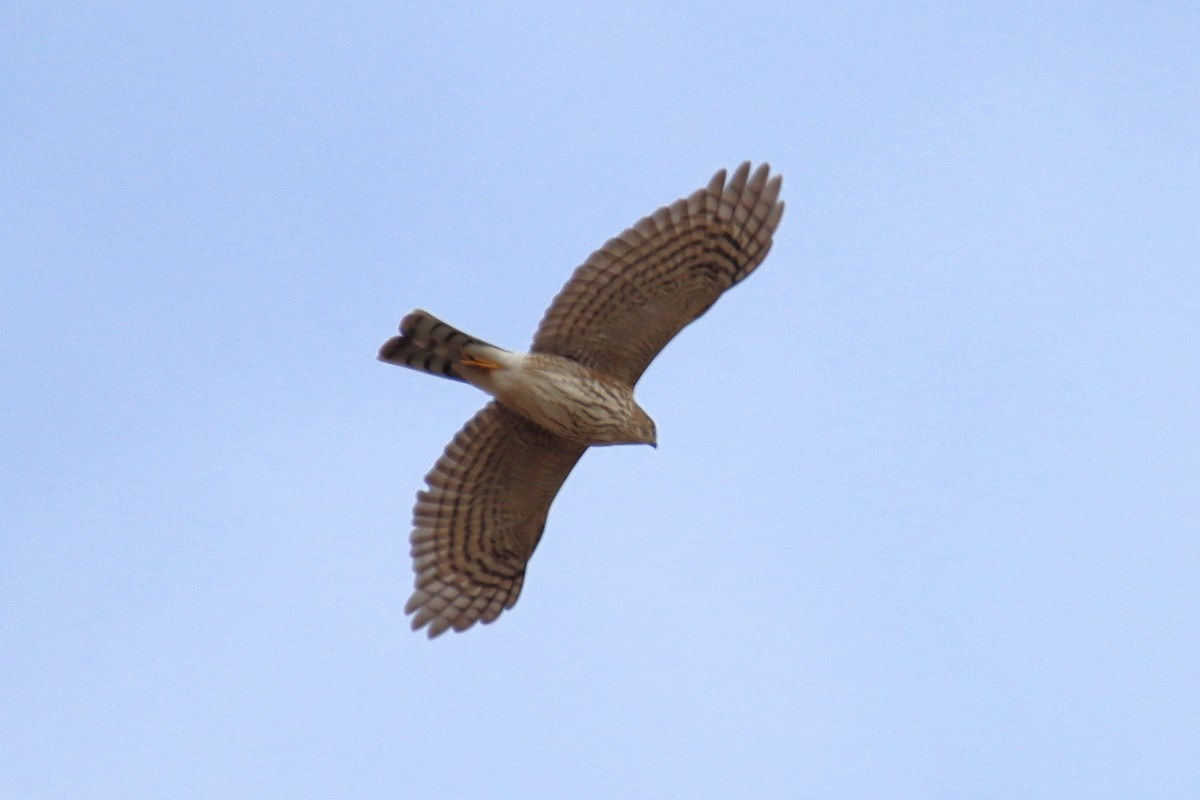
[378,310,502,383]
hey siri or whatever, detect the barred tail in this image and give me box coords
[378,310,502,382]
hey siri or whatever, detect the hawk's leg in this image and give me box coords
[461,353,501,371]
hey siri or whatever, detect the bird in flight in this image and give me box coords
[379,162,784,637]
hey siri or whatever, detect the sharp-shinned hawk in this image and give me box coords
[379,162,784,637]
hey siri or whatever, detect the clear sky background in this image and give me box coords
[4,2,1198,798]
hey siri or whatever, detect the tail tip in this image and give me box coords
[378,334,407,365]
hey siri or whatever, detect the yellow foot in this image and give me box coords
[460,353,500,371]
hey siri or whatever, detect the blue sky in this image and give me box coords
[4,2,1198,797]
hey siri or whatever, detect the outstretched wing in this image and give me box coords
[405,401,587,637]
[531,162,784,386]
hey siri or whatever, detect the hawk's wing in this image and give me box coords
[531,162,784,386]
[405,402,587,637]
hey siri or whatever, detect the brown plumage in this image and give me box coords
[380,162,785,637]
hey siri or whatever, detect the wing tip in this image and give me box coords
[405,583,516,639]
[711,161,782,196]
